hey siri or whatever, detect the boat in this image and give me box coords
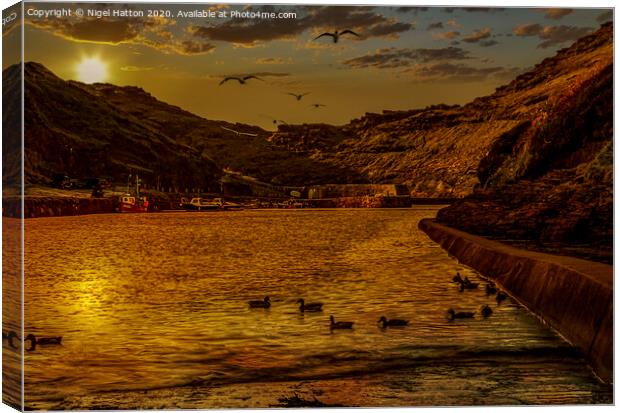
[182,197,222,211]
[118,174,149,213]
[118,194,149,213]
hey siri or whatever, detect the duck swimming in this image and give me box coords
[452,272,464,283]
[481,305,493,318]
[447,309,475,320]
[485,283,497,295]
[3,331,19,348]
[378,316,409,328]
[297,298,323,312]
[459,282,479,292]
[496,291,508,304]
[249,296,271,308]
[24,334,62,351]
[330,315,354,329]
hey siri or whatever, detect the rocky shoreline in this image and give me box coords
[419,218,613,384]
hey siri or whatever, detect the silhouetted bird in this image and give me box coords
[287,92,310,101]
[452,272,464,283]
[3,331,19,348]
[481,305,493,318]
[219,75,263,85]
[447,309,475,320]
[24,334,62,351]
[221,126,259,137]
[485,283,497,295]
[496,291,508,304]
[314,29,360,43]
[297,298,323,312]
[310,103,326,108]
[378,316,409,328]
[249,296,271,308]
[330,315,354,329]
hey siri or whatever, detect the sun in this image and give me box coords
[75,57,108,83]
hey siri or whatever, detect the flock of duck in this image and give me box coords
[248,296,408,330]
[248,272,509,330]
[1,271,509,352]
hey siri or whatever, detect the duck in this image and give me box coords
[480,305,493,318]
[219,75,263,85]
[329,315,354,330]
[24,334,62,351]
[249,296,271,308]
[496,291,508,304]
[485,283,497,295]
[314,29,360,43]
[378,316,409,328]
[452,272,464,283]
[459,282,479,292]
[297,298,323,312]
[3,331,19,348]
[447,309,475,320]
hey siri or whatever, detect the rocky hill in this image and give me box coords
[275,23,612,200]
[3,62,363,192]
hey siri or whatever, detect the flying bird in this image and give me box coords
[287,92,310,101]
[259,114,288,125]
[314,29,360,43]
[221,126,259,137]
[219,75,263,86]
[310,103,326,109]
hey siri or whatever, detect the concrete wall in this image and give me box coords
[419,218,613,383]
[3,197,115,218]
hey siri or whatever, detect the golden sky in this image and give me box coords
[3,2,612,129]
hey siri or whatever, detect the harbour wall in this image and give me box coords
[418,218,613,383]
[3,197,115,218]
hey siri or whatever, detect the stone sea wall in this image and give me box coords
[419,219,613,383]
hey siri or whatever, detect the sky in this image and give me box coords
[2,1,613,129]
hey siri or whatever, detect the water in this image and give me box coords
[7,208,611,408]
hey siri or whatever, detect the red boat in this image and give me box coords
[118,194,148,213]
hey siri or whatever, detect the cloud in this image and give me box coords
[27,14,216,55]
[596,10,613,23]
[461,7,505,13]
[190,6,413,45]
[479,40,499,47]
[541,8,573,20]
[513,23,594,48]
[513,23,543,36]
[403,62,524,82]
[255,57,292,64]
[120,65,154,72]
[446,19,462,28]
[462,28,492,43]
[396,7,428,14]
[341,46,471,69]
[427,22,444,30]
[433,31,460,40]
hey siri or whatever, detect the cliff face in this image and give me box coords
[436,24,613,263]
[274,23,613,199]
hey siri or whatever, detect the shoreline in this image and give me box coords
[418,218,613,383]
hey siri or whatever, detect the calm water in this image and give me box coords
[11,208,612,408]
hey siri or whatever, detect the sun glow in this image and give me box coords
[76,57,108,83]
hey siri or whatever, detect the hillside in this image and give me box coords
[3,62,363,191]
[274,23,612,199]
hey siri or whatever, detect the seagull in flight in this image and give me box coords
[314,29,359,43]
[310,103,327,109]
[221,126,259,137]
[287,92,310,101]
[219,75,263,86]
